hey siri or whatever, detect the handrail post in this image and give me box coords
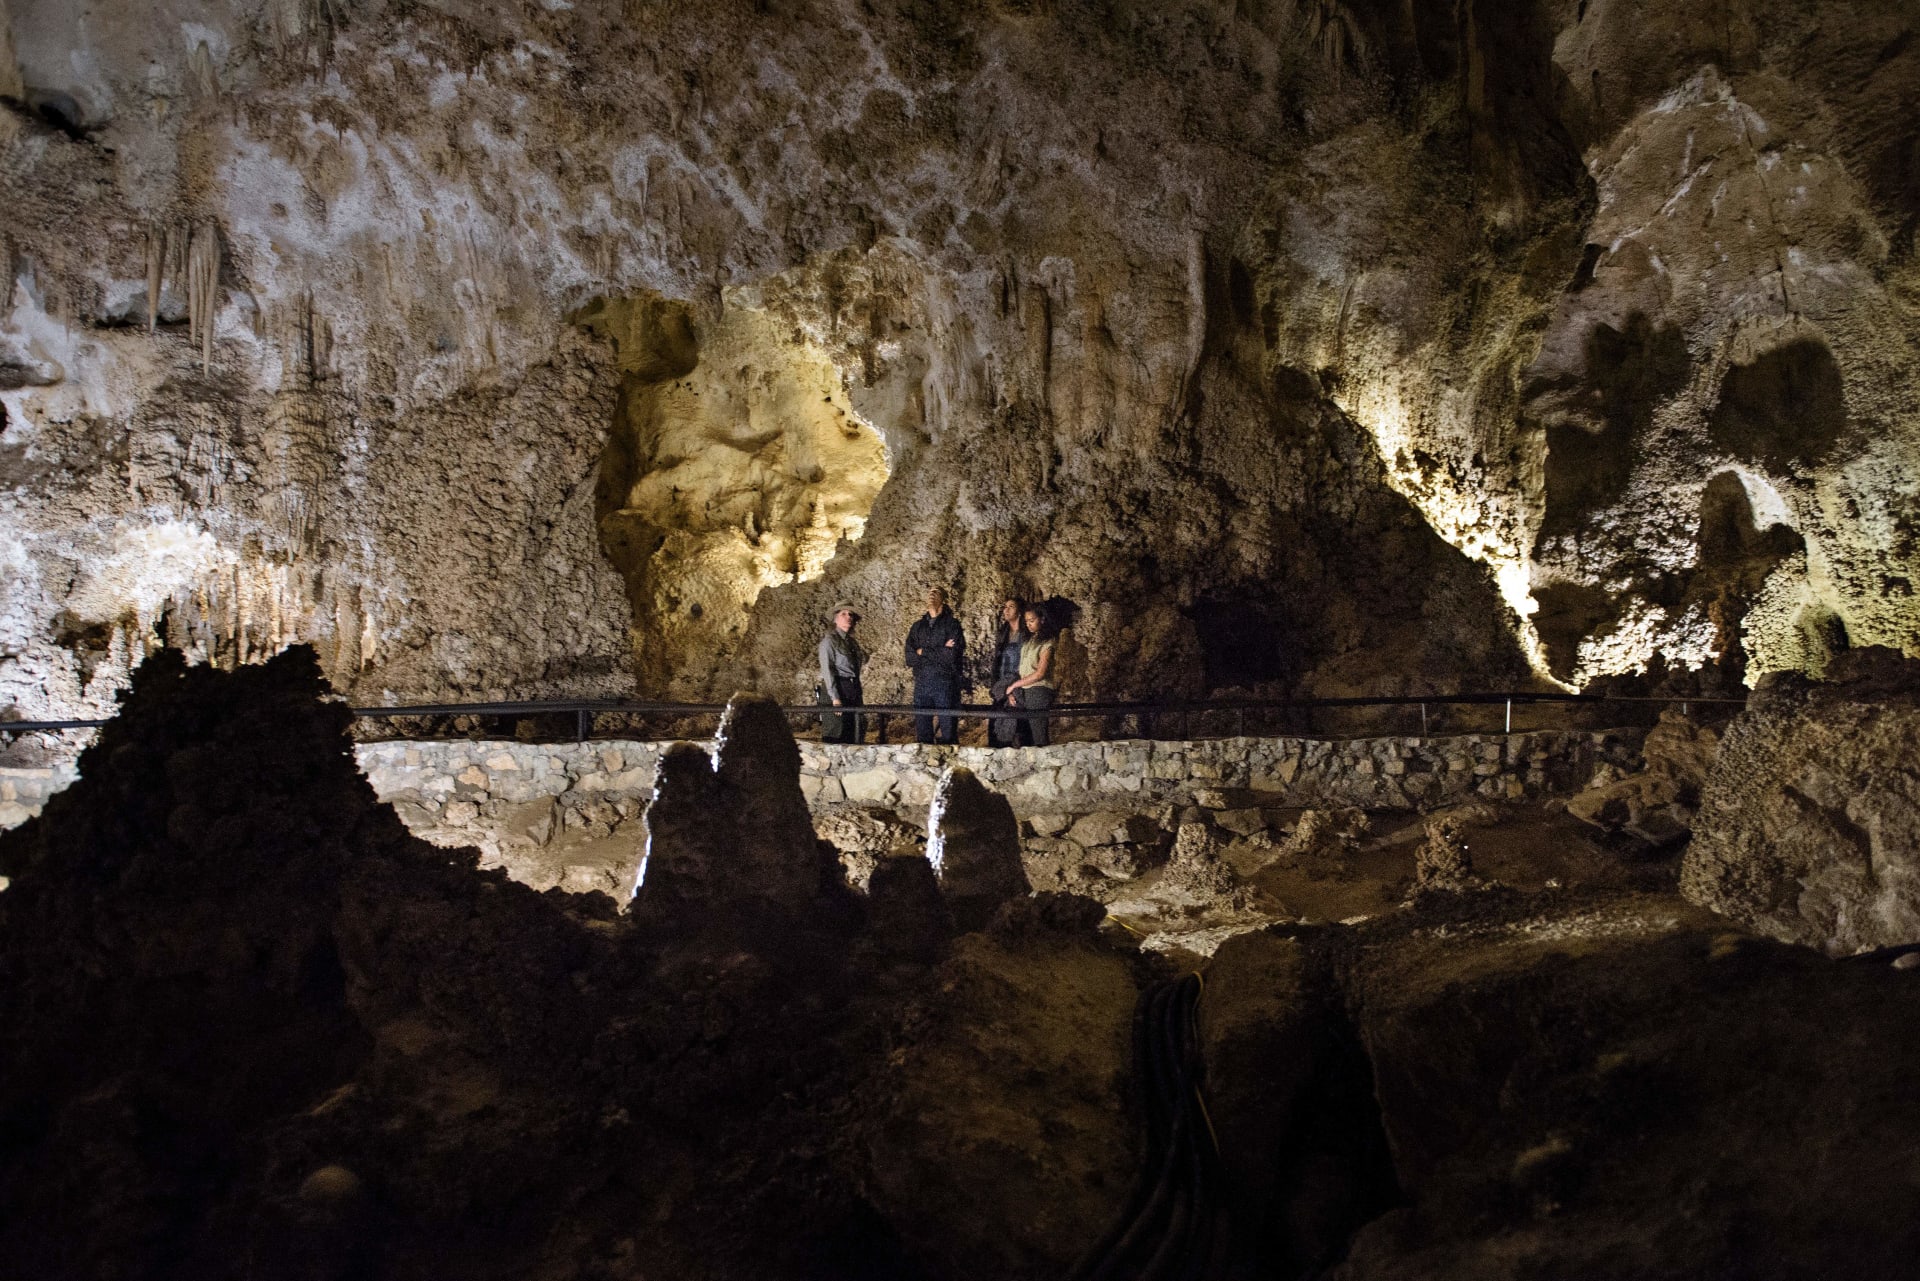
[576,708,589,743]
[1420,702,1428,740]
[1505,698,1512,734]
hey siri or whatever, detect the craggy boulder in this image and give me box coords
[866,854,952,964]
[1198,929,1398,1275]
[1334,893,1920,1280]
[1683,650,1920,953]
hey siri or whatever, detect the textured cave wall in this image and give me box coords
[0,0,1914,718]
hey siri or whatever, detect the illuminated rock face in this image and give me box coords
[0,1,1914,718]
[580,294,890,694]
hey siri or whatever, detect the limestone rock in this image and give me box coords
[812,805,925,891]
[1335,902,1920,1279]
[1214,807,1271,838]
[1066,811,1162,848]
[1200,930,1396,1274]
[1683,651,1920,954]
[1413,814,1476,892]
[1,0,1916,735]
[1026,813,1073,838]
[1282,808,1371,861]
[1160,823,1239,900]
[926,767,1030,933]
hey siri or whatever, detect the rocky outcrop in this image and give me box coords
[11,646,1920,1278]
[1199,930,1398,1276]
[1413,813,1477,892]
[1682,649,1920,954]
[635,693,848,927]
[0,647,637,1278]
[0,648,1159,1280]
[864,915,1138,1278]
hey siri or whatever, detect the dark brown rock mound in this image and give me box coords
[926,765,1031,932]
[1568,710,1720,849]
[0,653,909,1281]
[1328,893,1920,1281]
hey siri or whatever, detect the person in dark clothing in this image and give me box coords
[905,586,965,744]
[817,603,866,743]
[988,597,1031,747]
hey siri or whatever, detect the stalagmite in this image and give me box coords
[926,767,1030,933]
[187,223,220,372]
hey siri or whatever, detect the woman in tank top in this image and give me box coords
[1005,605,1058,748]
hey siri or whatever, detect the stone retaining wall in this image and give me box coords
[3,733,1649,889]
[350,729,1647,856]
[797,730,1648,815]
[0,761,83,830]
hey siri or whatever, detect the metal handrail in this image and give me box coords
[0,689,1746,740]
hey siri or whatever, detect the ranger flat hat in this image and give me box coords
[829,602,862,620]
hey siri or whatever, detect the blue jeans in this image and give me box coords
[914,681,961,744]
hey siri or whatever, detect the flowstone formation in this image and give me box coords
[5,1,1914,723]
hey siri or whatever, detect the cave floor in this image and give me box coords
[1098,804,1677,962]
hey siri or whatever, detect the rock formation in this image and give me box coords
[4,0,1920,1273]
[1413,812,1477,891]
[7,648,1920,1276]
[634,692,845,926]
[924,764,1030,930]
[1,1,1912,722]
[0,652,1111,1278]
[1567,709,1721,847]
[1683,647,1920,954]
[1326,899,1920,1279]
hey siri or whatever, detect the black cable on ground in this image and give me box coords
[1068,975,1231,1281]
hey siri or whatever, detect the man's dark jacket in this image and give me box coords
[905,610,966,688]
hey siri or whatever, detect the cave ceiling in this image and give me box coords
[0,0,1915,717]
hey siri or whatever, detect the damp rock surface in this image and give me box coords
[1330,893,1920,1280]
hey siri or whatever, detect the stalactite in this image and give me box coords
[187,223,220,373]
[145,226,163,333]
[0,0,23,102]
[188,41,220,101]
[302,291,332,383]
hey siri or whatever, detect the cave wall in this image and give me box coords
[0,0,1915,719]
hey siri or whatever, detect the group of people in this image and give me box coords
[816,588,1060,747]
